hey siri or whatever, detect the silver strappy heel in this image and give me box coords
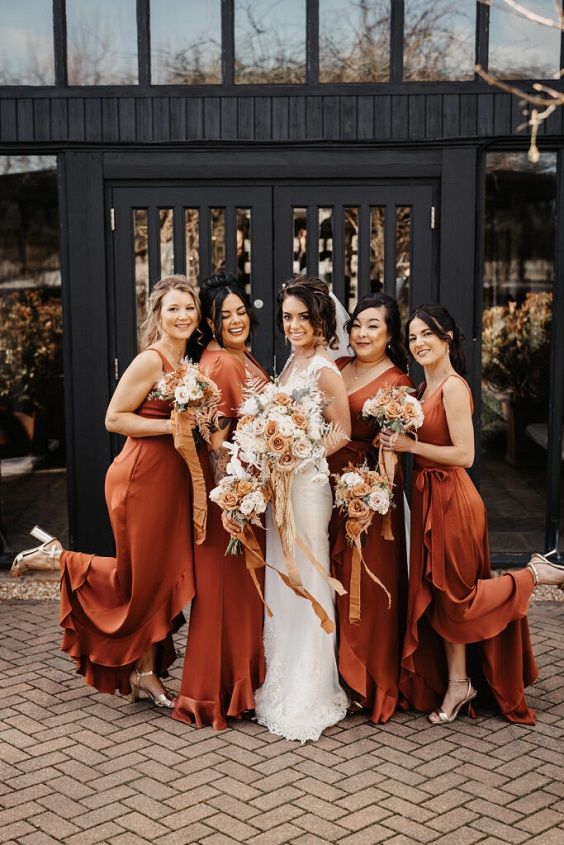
[129,668,176,709]
[11,526,61,577]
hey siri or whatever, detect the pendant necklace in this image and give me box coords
[353,353,388,381]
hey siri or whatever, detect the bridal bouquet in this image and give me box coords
[333,463,392,621]
[362,385,423,540]
[210,443,271,556]
[155,360,222,544]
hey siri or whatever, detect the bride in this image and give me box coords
[254,275,351,742]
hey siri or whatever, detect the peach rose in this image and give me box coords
[265,420,280,437]
[348,498,370,519]
[277,453,299,472]
[352,482,371,497]
[236,480,254,496]
[291,411,308,430]
[267,434,289,454]
[384,400,404,419]
[274,392,293,406]
[238,414,255,427]
[218,491,239,510]
[346,520,364,539]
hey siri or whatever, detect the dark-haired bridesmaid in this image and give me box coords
[330,293,412,722]
[173,271,268,730]
[381,304,564,725]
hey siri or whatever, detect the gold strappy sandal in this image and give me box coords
[428,679,477,725]
[129,668,176,709]
[11,526,61,577]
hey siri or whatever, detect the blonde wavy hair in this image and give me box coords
[139,275,201,350]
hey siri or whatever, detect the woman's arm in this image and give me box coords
[105,351,172,437]
[318,366,351,457]
[381,377,475,468]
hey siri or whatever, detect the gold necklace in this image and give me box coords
[353,353,388,381]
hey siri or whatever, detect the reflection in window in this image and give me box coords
[344,207,359,313]
[237,208,251,292]
[320,0,389,82]
[211,208,225,271]
[481,151,556,556]
[489,0,561,79]
[404,0,475,81]
[159,209,174,277]
[370,207,385,292]
[134,209,149,348]
[0,156,68,551]
[396,207,411,322]
[151,0,221,84]
[319,209,333,285]
[0,1,54,85]
[293,208,307,273]
[235,0,306,84]
[185,209,200,285]
[66,0,138,85]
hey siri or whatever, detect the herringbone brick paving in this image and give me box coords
[1,600,563,844]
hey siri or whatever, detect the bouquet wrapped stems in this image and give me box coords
[172,410,208,544]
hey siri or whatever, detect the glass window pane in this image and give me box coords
[320,0,389,82]
[482,151,556,557]
[404,0,476,81]
[319,208,333,285]
[293,208,307,273]
[345,207,359,313]
[237,208,251,293]
[370,207,385,292]
[0,155,68,555]
[0,1,54,85]
[489,0,561,79]
[159,208,174,276]
[185,208,200,285]
[66,0,138,85]
[134,209,149,349]
[235,0,306,84]
[150,0,221,84]
[211,208,225,271]
[396,206,411,323]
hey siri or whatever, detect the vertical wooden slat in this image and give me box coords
[137,0,150,85]
[306,0,319,85]
[199,207,211,278]
[225,206,237,276]
[390,0,404,82]
[306,205,318,277]
[222,0,234,86]
[53,0,68,87]
[148,206,160,286]
[332,207,345,304]
[384,205,396,297]
[173,205,186,275]
[357,205,371,300]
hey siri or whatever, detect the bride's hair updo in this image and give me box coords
[140,274,201,353]
[406,304,466,375]
[276,274,338,349]
[199,268,257,347]
[346,292,408,373]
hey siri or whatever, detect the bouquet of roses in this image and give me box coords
[155,360,222,544]
[210,443,271,555]
[361,385,423,540]
[234,374,331,556]
[333,463,392,621]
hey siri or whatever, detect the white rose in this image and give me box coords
[209,485,222,503]
[174,386,190,404]
[341,471,364,487]
[251,491,267,513]
[368,489,391,514]
[278,417,295,436]
[240,493,258,515]
[187,386,203,401]
[240,396,260,416]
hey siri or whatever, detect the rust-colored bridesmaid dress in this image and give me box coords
[173,348,266,730]
[330,359,412,723]
[399,374,538,724]
[59,349,195,694]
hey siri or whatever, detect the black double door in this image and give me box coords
[110,182,436,375]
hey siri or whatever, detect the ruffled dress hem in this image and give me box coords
[172,671,259,730]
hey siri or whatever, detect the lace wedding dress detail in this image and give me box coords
[254,354,348,742]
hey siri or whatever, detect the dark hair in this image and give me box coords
[276,274,338,350]
[406,304,466,375]
[347,293,408,373]
[198,269,257,348]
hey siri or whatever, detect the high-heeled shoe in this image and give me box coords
[428,678,477,725]
[11,526,62,577]
[129,668,176,709]
[527,552,564,591]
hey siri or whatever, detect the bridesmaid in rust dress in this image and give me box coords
[330,293,412,723]
[381,304,564,725]
[173,271,268,730]
[11,276,200,707]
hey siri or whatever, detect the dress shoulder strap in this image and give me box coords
[145,347,174,372]
[309,355,340,377]
[441,373,474,411]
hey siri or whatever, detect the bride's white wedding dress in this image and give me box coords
[254,354,348,742]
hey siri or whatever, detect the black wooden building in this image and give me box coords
[1,1,562,561]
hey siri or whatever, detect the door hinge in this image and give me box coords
[431,206,436,229]
[110,207,116,231]
[114,358,119,381]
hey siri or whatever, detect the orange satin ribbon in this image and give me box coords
[378,445,396,541]
[348,533,392,624]
[172,410,207,544]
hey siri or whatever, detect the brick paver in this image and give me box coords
[0,599,563,844]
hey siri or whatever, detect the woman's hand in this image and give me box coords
[222,512,244,537]
[379,428,414,454]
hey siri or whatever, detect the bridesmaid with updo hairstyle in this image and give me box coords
[330,292,412,723]
[380,304,564,725]
[173,270,268,730]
